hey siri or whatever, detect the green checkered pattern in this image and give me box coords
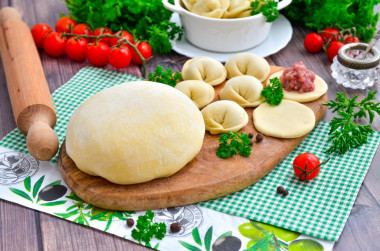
[0,66,379,241]
[0,66,142,162]
[200,123,380,241]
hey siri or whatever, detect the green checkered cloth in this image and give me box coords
[1,66,379,241]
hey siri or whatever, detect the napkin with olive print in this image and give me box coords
[0,66,376,245]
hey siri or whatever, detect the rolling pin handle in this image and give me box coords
[26,121,59,161]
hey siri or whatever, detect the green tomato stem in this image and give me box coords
[62,33,147,77]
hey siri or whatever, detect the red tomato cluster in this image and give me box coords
[304,28,359,62]
[31,17,152,69]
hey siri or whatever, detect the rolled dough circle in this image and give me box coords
[253,100,315,138]
[66,81,205,185]
[268,70,328,103]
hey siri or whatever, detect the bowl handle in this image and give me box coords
[277,0,292,11]
[163,0,184,14]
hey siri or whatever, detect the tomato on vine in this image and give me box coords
[304,33,324,53]
[293,153,330,181]
[108,47,132,69]
[86,42,109,67]
[327,41,345,62]
[110,30,134,47]
[131,41,152,64]
[43,32,66,57]
[320,28,339,42]
[55,17,77,33]
[73,23,92,36]
[92,27,113,45]
[31,23,52,49]
[65,37,88,61]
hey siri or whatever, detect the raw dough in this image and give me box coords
[225,53,270,81]
[66,81,205,185]
[223,0,251,18]
[219,75,265,107]
[253,100,316,138]
[182,56,227,86]
[201,100,248,134]
[191,0,230,18]
[268,70,328,103]
[175,80,215,109]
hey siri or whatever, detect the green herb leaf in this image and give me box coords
[32,175,45,199]
[192,227,202,246]
[178,241,203,251]
[39,200,67,207]
[323,91,380,154]
[261,77,284,106]
[131,210,167,246]
[217,131,252,158]
[55,210,79,219]
[24,176,31,192]
[251,0,279,22]
[9,188,33,202]
[216,231,233,240]
[44,180,62,187]
[147,65,182,87]
[204,226,213,251]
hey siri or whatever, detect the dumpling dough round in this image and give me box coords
[66,81,205,185]
[201,100,248,134]
[182,57,227,86]
[267,70,328,103]
[225,53,270,81]
[223,0,251,18]
[253,100,316,138]
[219,75,265,107]
[175,80,215,109]
[191,0,230,19]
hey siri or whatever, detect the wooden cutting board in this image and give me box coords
[58,66,328,211]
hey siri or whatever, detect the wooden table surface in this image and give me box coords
[1,1,380,250]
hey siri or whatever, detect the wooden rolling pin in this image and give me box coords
[0,7,59,161]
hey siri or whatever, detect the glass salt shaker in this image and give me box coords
[331,43,380,89]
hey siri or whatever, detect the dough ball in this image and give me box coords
[253,100,315,138]
[191,0,230,18]
[201,100,248,134]
[219,75,265,107]
[268,70,328,103]
[223,0,251,18]
[225,53,270,81]
[182,57,227,86]
[66,81,205,185]
[175,80,215,109]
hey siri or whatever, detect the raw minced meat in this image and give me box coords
[280,62,315,93]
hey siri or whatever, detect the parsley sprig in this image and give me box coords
[251,0,279,23]
[217,132,252,158]
[261,77,284,106]
[131,210,166,246]
[323,91,380,154]
[148,65,182,87]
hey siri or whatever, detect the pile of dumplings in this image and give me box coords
[182,0,253,19]
[175,53,328,139]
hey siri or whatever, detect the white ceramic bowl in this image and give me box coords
[163,0,292,53]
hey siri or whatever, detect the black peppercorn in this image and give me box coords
[256,133,264,142]
[248,133,254,139]
[127,218,134,227]
[283,190,289,197]
[249,140,254,146]
[276,186,285,194]
[170,222,181,233]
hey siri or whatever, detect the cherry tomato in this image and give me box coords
[320,28,339,42]
[86,42,109,67]
[304,33,324,53]
[327,41,345,62]
[109,30,134,47]
[31,23,53,49]
[344,35,360,43]
[92,27,113,45]
[73,23,92,36]
[131,42,152,64]
[43,32,66,57]
[65,37,88,61]
[108,47,132,69]
[293,153,321,181]
[55,17,77,33]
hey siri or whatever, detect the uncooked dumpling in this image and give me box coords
[182,57,227,86]
[267,71,328,103]
[219,75,265,107]
[225,53,270,81]
[175,80,215,109]
[201,100,248,134]
[253,100,315,138]
[66,81,205,185]
[223,0,251,18]
[191,0,230,18]
[182,0,197,11]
